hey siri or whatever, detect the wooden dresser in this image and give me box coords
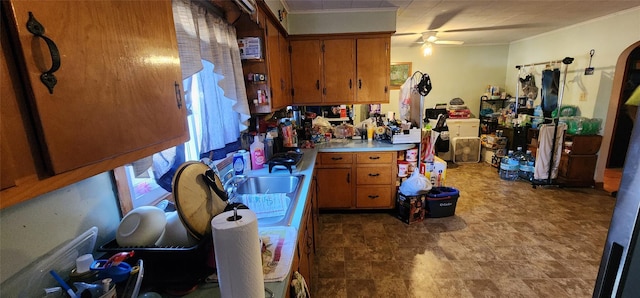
[557,134,603,187]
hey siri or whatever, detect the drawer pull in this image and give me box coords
[346,173,350,183]
[331,157,343,160]
[368,195,379,199]
[369,156,380,160]
[368,173,380,177]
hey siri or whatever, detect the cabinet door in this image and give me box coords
[5,1,187,174]
[266,20,285,110]
[280,34,292,107]
[323,38,355,103]
[1,24,37,190]
[316,168,352,208]
[290,39,322,104]
[355,37,390,103]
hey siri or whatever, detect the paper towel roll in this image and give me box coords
[211,209,264,298]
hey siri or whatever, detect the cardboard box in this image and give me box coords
[396,192,426,224]
[419,156,447,187]
[238,37,262,60]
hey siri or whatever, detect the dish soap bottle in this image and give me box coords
[250,134,265,170]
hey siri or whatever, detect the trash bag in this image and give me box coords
[399,170,432,196]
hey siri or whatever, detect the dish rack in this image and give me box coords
[98,235,214,289]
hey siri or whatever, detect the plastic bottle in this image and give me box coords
[518,150,536,181]
[512,146,524,169]
[499,150,519,181]
[250,135,265,170]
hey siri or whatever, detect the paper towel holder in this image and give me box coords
[227,207,243,221]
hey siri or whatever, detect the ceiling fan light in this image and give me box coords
[422,43,433,56]
[426,35,438,43]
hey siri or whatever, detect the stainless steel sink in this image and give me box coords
[233,174,304,227]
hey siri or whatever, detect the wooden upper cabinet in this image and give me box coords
[266,20,285,110]
[4,1,187,174]
[290,40,323,105]
[356,36,390,103]
[290,33,391,105]
[1,0,188,208]
[236,1,290,113]
[323,38,356,104]
[280,34,292,107]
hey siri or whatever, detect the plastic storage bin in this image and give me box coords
[426,187,460,218]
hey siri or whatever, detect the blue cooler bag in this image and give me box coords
[426,187,459,218]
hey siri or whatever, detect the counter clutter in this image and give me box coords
[2,140,416,298]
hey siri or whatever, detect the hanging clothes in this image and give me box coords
[541,69,560,113]
[398,76,413,122]
[534,122,566,180]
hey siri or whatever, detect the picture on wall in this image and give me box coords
[390,62,412,89]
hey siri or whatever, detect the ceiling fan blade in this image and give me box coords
[434,40,464,45]
[428,8,464,31]
[392,32,420,37]
[444,23,545,33]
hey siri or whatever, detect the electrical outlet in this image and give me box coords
[580,92,587,101]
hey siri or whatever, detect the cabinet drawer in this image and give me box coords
[356,166,392,184]
[319,153,353,165]
[356,186,392,208]
[356,152,393,164]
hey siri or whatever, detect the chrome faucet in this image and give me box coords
[222,169,246,202]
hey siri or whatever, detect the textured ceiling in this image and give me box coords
[281,0,640,46]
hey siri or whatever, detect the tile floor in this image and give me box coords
[313,162,617,297]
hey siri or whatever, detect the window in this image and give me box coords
[114,0,250,215]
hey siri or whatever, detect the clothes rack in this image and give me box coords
[516,57,574,187]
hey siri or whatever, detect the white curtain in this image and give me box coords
[172,0,250,154]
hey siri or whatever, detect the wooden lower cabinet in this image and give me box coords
[316,168,352,208]
[316,151,397,209]
[288,171,316,297]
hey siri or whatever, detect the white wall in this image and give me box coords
[0,173,120,285]
[376,44,509,123]
[506,6,640,183]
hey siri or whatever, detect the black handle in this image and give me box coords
[368,195,379,199]
[331,157,343,160]
[349,79,352,89]
[358,79,362,89]
[316,80,320,90]
[203,169,229,201]
[369,156,380,160]
[174,82,183,109]
[368,173,380,177]
[346,173,350,183]
[27,12,60,94]
[323,87,326,95]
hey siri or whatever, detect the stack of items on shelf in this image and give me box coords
[480,133,508,167]
[447,97,472,118]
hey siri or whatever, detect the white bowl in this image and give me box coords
[116,206,166,247]
[155,211,198,247]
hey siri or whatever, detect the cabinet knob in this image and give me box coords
[331,157,343,160]
[369,156,380,160]
[26,12,61,94]
[368,195,379,199]
[368,173,380,177]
